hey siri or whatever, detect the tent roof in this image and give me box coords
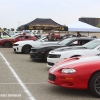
[17,18,68,31]
[68,21,100,32]
[25,18,62,27]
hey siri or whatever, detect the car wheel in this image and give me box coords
[44,51,50,62]
[22,45,32,54]
[89,72,100,97]
[3,42,11,47]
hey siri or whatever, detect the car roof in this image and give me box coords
[64,37,94,40]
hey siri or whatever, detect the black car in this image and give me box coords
[30,37,94,62]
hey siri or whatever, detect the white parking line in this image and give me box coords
[0,53,36,100]
[0,82,48,84]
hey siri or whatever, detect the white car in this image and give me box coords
[13,37,59,54]
[47,39,100,68]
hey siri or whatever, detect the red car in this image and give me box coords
[48,55,100,97]
[0,34,36,47]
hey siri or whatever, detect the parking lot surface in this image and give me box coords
[0,48,100,100]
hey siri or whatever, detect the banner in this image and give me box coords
[24,25,68,31]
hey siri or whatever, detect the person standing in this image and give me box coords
[77,32,81,37]
[47,33,52,41]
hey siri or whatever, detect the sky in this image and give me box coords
[0,0,100,30]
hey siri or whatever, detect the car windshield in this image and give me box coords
[34,37,45,41]
[82,40,100,49]
[57,38,73,45]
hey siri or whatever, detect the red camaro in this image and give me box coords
[0,34,36,47]
[48,55,100,97]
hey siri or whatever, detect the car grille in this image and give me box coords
[48,73,56,81]
[31,49,38,52]
[48,54,61,58]
[47,62,54,66]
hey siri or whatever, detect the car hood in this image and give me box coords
[49,55,100,73]
[40,42,58,46]
[31,43,63,49]
[14,40,34,44]
[52,46,86,52]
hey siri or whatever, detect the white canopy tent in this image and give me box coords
[68,21,100,32]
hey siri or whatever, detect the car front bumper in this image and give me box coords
[48,72,88,89]
[30,52,44,60]
[13,46,22,53]
[47,57,63,68]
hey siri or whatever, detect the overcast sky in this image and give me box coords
[0,0,100,29]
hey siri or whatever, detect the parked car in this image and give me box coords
[60,34,76,39]
[0,34,36,47]
[35,33,41,38]
[30,37,94,62]
[48,55,100,97]
[89,36,97,38]
[42,33,61,40]
[13,37,59,54]
[1,32,11,38]
[47,39,100,68]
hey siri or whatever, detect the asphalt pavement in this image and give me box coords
[0,48,99,100]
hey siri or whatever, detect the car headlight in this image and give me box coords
[13,44,19,46]
[61,68,76,74]
[48,54,61,58]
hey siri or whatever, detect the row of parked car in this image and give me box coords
[1,33,100,97]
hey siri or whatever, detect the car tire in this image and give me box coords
[22,45,32,54]
[44,51,50,62]
[3,42,11,47]
[89,72,100,97]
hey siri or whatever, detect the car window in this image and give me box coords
[25,36,31,39]
[35,37,46,42]
[18,36,25,40]
[72,40,78,44]
[20,36,25,39]
[58,38,73,45]
[80,40,91,45]
[42,38,48,42]
[69,40,84,46]
[83,40,100,49]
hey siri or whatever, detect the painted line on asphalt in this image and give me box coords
[0,82,48,84]
[0,53,36,100]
